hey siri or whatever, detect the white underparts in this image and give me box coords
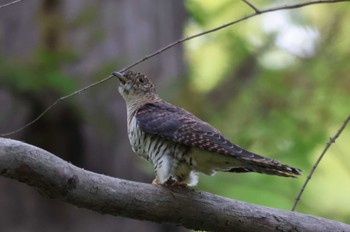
[127,114,200,185]
[126,108,241,186]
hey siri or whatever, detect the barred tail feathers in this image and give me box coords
[227,160,301,177]
[228,151,302,178]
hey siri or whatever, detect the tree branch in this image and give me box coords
[0,0,23,9]
[119,0,350,73]
[0,138,349,232]
[0,75,114,137]
[292,114,350,211]
[242,0,261,14]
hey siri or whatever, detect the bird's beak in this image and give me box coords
[112,71,128,84]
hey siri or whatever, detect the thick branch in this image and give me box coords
[0,138,349,232]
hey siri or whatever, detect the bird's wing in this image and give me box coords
[136,102,301,177]
[136,102,256,158]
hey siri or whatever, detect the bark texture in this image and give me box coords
[0,138,349,232]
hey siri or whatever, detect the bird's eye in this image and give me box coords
[138,77,146,84]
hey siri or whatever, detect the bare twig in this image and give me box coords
[292,114,350,211]
[0,0,23,9]
[120,0,349,72]
[1,0,349,136]
[0,75,114,136]
[242,0,261,14]
[1,138,350,231]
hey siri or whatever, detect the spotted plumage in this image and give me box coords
[113,70,301,186]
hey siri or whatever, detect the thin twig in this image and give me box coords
[0,75,114,137]
[120,0,349,72]
[1,0,349,136]
[242,0,261,14]
[0,0,23,9]
[291,114,350,211]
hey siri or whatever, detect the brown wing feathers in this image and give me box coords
[136,102,301,177]
[136,102,244,155]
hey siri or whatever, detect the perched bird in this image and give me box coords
[113,70,301,186]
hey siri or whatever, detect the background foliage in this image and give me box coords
[182,0,350,223]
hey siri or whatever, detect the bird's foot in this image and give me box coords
[152,179,161,185]
[151,178,188,188]
[170,181,189,188]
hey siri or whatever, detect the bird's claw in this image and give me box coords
[151,178,189,188]
[152,179,160,185]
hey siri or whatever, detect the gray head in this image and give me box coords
[112,70,157,103]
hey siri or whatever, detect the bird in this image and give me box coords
[113,70,301,187]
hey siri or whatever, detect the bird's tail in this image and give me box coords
[228,155,302,178]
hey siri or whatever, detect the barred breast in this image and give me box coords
[128,115,147,159]
[128,114,196,184]
[128,114,187,159]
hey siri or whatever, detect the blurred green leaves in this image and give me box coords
[183,0,350,222]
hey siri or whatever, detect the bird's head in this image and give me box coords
[113,70,157,104]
